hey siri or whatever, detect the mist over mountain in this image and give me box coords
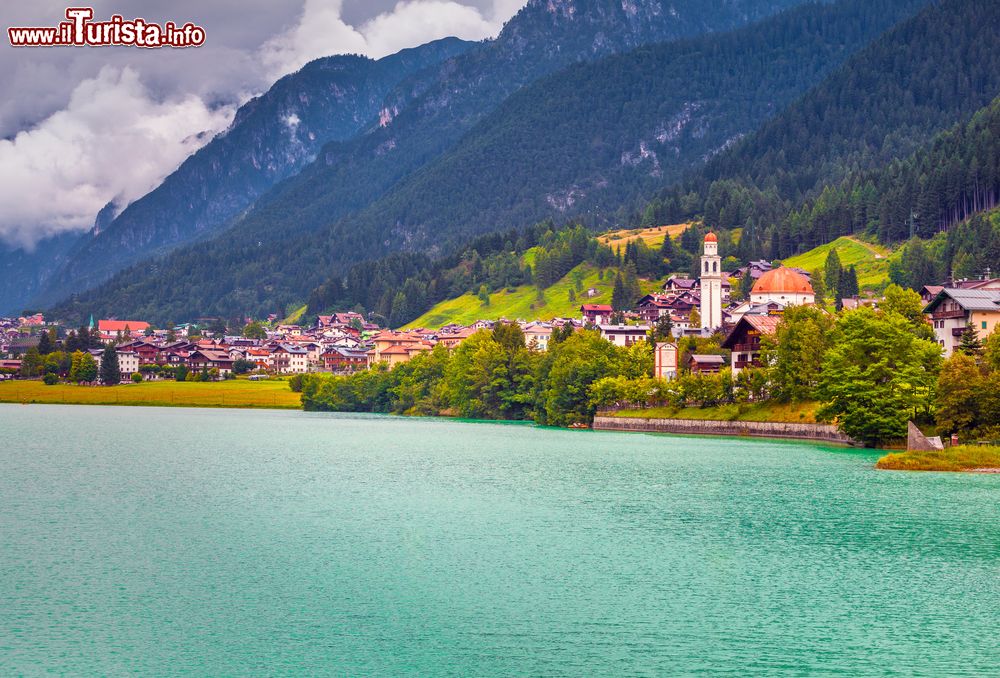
[38,0,816,320]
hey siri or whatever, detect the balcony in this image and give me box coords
[932,310,967,321]
[730,342,760,353]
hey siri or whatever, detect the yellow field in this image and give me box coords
[0,379,301,409]
[597,223,689,250]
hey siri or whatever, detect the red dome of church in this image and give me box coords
[751,267,814,295]
[704,232,718,243]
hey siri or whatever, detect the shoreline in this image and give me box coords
[593,414,856,446]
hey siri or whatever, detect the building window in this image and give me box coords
[983,321,988,330]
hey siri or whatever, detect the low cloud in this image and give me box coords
[1,0,526,249]
[0,67,234,248]
[261,0,505,79]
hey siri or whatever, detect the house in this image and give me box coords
[635,294,674,323]
[522,323,553,351]
[18,313,44,327]
[118,340,160,365]
[321,347,368,372]
[437,327,478,349]
[721,315,781,375]
[581,304,614,325]
[840,296,879,311]
[98,319,150,341]
[370,342,432,368]
[270,344,309,373]
[0,359,21,377]
[688,354,726,374]
[246,348,271,370]
[116,350,140,378]
[728,299,787,325]
[732,260,774,281]
[367,332,433,367]
[923,288,1000,356]
[664,276,698,294]
[598,324,650,347]
[920,285,944,305]
[187,348,234,375]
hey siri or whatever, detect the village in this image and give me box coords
[3,233,1000,384]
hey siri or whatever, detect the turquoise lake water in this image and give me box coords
[1,404,998,675]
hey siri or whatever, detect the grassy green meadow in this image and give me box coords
[404,262,662,329]
[782,236,899,290]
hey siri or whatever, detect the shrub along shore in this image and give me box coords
[876,446,1000,472]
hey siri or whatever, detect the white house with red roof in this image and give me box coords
[98,319,150,341]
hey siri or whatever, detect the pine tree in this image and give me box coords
[838,264,859,300]
[824,249,842,301]
[811,269,826,306]
[37,331,52,355]
[652,314,674,342]
[100,345,121,385]
[739,269,754,301]
[611,273,627,311]
[957,323,984,358]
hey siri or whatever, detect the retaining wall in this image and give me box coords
[593,415,855,445]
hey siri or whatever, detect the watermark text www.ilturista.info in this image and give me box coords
[8,7,206,48]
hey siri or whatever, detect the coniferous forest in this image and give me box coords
[44,0,1000,326]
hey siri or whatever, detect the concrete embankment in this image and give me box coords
[593,415,855,445]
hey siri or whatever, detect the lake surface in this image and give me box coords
[2,405,998,676]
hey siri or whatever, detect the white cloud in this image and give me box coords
[361,1,495,58]
[0,67,234,248]
[1,0,529,248]
[261,0,517,79]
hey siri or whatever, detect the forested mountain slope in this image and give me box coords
[31,38,474,307]
[330,0,928,256]
[49,0,912,323]
[642,0,1000,257]
[43,0,812,321]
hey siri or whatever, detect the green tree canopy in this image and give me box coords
[761,305,835,402]
[817,307,941,446]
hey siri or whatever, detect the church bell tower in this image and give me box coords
[700,232,722,331]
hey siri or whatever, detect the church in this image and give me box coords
[699,233,723,331]
[749,267,815,306]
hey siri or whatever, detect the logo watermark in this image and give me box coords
[8,7,206,48]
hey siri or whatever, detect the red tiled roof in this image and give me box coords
[98,319,150,333]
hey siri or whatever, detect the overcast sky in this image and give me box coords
[0,0,527,248]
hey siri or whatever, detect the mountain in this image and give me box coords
[325,0,928,257]
[0,233,79,315]
[29,37,474,306]
[641,0,1000,257]
[41,0,813,321]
